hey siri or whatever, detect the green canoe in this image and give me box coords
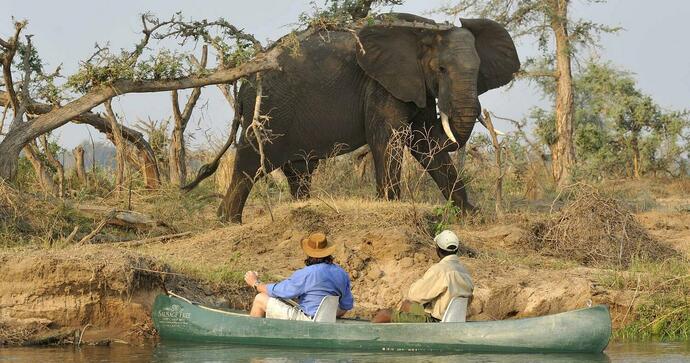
[152,294,611,353]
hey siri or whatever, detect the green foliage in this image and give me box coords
[67,48,187,93]
[431,200,461,235]
[15,40,43,75]
[441,0,619,78]
[531,107,557,146]
[298,0,403,28]
[571,61,689,177]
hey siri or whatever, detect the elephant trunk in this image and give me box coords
[452,74,480,147]
[452,113,478,148]
[439,73,480,147]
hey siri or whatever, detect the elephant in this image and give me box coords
[219,13,519,223]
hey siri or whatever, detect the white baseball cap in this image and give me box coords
[434,230,460,252]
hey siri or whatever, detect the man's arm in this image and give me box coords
[337,277,354,316]
[245,270,305,299]
[244,271,269,293]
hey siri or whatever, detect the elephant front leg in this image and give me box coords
[367,125,407,200]
[282,159,319,199]
[364,98,416,200]
[218,147,265,223]
[409,127,476,212]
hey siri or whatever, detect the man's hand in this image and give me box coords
[244,271,259,287]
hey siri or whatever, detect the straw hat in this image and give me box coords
[301,232,336,258]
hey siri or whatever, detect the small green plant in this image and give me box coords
[431,200,461,235]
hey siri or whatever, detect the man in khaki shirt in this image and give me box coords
[373,230,473,323]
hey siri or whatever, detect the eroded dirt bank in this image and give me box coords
[1,199,687,345]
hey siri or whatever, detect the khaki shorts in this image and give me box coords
[266,297,312,321]
[391,302,439,323]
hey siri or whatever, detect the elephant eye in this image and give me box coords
[438,66,447,73]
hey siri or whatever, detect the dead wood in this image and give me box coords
[40,134,65,198]
[169,45,207,187]
[104,100,126,191]
[75,204,171,231]
[77,210,116,245]
[63,226,79,244]
[72,146,87,185]
[0,91,162,189]
[482,109,504,217]
[520,185,678,267]
[115,231,193,247]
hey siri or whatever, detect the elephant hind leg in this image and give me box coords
[282,159,319,200]
[364,97,413,200]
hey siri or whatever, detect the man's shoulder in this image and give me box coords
[434,256,469,273]
[329,263,350,274]
[301,263,349,275]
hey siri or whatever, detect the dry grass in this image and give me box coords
[0,181,92,247]
[520,184,678,267]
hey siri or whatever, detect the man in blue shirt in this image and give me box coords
[244,232,354,320]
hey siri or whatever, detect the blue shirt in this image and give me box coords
[266,263,354,317]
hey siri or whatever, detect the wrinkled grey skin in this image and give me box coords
[220,13,519,223]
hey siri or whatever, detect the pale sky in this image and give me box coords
[3,0,689,150]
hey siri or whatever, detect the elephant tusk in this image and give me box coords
[440,112,457,143]
[477,113,506,136]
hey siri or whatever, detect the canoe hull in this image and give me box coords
[152,294,611,353]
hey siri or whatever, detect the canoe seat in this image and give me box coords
[441,296,469,323]
[312,295,339,323]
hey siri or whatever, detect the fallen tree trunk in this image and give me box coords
[75,204,171,231]
[114,231,193,247]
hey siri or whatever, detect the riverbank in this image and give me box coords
[1,181,688,346]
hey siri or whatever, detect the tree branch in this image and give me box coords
[0,21,26,117]
[11,34,33,129]
[515,69,558,79]
[0,89,158,174]
[173,45,207,128]
[248,72,267,176]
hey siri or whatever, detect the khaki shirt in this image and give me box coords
[407,255,474,320]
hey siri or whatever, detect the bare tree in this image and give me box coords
[169,45,207,187]
[23,140,57,195]
[481,109,504,217]
[135,117,170,181]
[103,100,126,191]
[0,90,161,188]
[0,16,310,181]
[40,134,64,197]
[73,145,86,186]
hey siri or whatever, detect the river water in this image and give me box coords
[1,342,689,363]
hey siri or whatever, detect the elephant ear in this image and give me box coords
[460,18,520,95]
[356,26,427,108]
